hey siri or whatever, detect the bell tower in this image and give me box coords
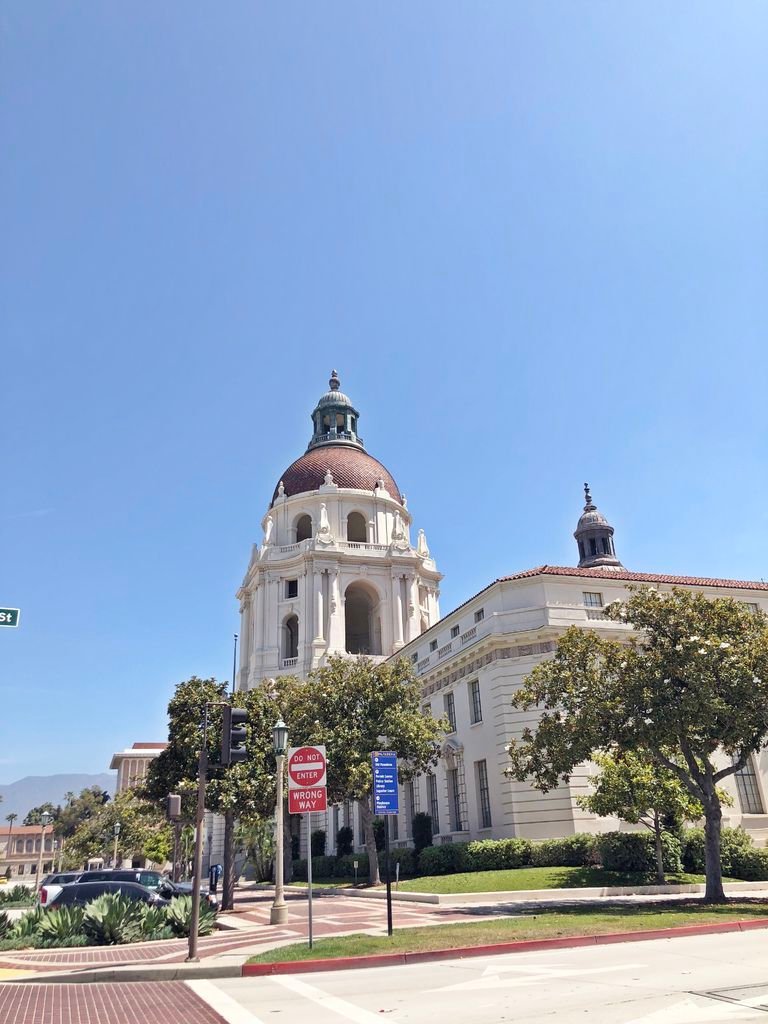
[574,483,624,570]
[236,372,442,688]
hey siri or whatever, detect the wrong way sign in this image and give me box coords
[287,745,327,813]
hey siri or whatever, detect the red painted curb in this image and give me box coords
[241,917,768,976]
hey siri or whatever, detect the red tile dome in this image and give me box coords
[273,446,402,504]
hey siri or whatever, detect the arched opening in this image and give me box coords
[345,582,382,655]
[296,514,312,542]
[283,614,299,661]
[347,511,367,542]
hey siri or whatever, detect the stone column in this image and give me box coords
[253,581,264,656]
[392,575,404,649]
[314,570,325,642]
[406,575,420,642]
[238,595,252,689]
[328,570,343,652]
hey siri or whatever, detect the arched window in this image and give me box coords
[296,515,312,542]
[16,839,23,853]
[283,615,299,662]
[25,839,33,853]
[347,511,367,542]
[344,582,382,656]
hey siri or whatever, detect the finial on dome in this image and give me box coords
[329,370,340,391]
[583,482,595,510]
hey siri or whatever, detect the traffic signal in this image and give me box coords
[222,706,248,765]
[166,793,181,820]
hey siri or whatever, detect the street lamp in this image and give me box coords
[113,821,122,867]
[270,717,289,925]
[35,812,53,883]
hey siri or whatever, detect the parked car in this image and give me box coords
[38,871,80,891]
[74,869,217,909]
[40,879,169,909]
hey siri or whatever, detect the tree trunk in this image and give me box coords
[359,795,380,885]
[703,796,725,903]
[282,811,293,884]
[221,810,235,911]
[652,812,665,886]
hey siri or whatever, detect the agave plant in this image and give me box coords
[0,885,34,906]
[11,906,43,939]
[82,894,143,945]
[38,905,85,944]
[0,910,11,938]
[138,903,168,939]
[166,894,216,937]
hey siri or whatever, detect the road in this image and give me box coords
[4,928,768,1022]
[203,929,768,1023]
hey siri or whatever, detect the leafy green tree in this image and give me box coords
[55,787,111,840]
[287,655,444,884]
[577,751,711,883]
[23,803,58,826]
[507,588,768,902]
[66,791,168,868]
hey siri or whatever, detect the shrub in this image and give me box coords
[311,830,327,857]
[411,813,433,856]
[465,838,532,872]
[380,847,416,879]
[682,827,753,875]
[0,885,34,906]
[336,826,354,857]
[729,847,768,882]
[11,907,43,939]
[139,904,169,939]
[530,834,598,868]
[417,843,468,876]
[83,894,143,945]
[166,894,216,937]
[0,910,10,939]
[334,853,369,880]
[38,906,85,944]
[597,831,682,875]
[291,834,300,861]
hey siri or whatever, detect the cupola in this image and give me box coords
[308,370,363,450]
[574,483,623,570]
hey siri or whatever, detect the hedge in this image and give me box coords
[597,831,682,875]
[529,834,598,868]
[681,827,753,875]
[465,838,532,872]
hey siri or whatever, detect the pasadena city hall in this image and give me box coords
[233,371,768,857]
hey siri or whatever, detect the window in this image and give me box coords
[469,680,482,724]
[25,840,33,853]
[448,768,464,831]
[474,608,484,623]
[427,774,440,834]
[405,781,415,834]
[450,625,460,639]
[295,515,312,542]
[476,760,492,828]
[410,652,418,664]
[589,538,597,556]
[429,639,438,652]
[583,592,603,608]
[734,757,765,814]
[443,692,456,732]
[16,840,23,853]
[285,579,298,599]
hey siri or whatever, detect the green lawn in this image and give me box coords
[248,899,768,964]
[392,867,717,894]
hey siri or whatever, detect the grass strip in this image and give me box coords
[392,867,719,894]
[247,900,768,963]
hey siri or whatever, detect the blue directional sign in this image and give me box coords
[371,750,399,815]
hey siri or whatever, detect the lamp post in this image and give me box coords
[270,717,289,925]
[36,812,52,883]
[113,821,122,867]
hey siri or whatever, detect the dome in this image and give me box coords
[577,509,610,528]
[316,389,354,409]
[273,446,402,504]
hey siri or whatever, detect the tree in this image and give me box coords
[507,588,768,902]
[576,751,710,883]
[287,655,444,884]
[55,787,111,840]
[24,802,59,826]
[66,790,168,868]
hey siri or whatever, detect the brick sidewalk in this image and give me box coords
[0,981,227,1023]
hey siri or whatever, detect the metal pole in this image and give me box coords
[112,829,119,867]
[384,820,393,937]
[270,754,287,924]
[35,822,47,883]
[187,705,209,962]
[222,633,238,912]
[172,822,180,883]
[307,833,313,949]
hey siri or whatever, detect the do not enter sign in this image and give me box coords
[287,745,327,790]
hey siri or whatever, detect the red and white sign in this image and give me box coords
[288,788,328,814]
[287,745,327,790]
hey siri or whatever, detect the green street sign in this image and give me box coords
[0,608,20,627]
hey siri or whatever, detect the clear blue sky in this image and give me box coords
[1,4,766,785]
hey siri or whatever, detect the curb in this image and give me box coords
[241,916,768,976]
[10,963,245,985]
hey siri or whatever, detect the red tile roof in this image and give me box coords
[131,742,168,749]
[498,565,768,591]
[272,446,402,504]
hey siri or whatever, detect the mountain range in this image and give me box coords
[0,774,116,821]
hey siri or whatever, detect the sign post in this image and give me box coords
[371,751,399,937]
[287,745,327,949]
[0,609,20,627]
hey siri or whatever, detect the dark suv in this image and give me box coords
[75,869,217,909]
[41,879,168,909]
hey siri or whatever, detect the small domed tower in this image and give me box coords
[574,483,624,570]
[236,372,442,686]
